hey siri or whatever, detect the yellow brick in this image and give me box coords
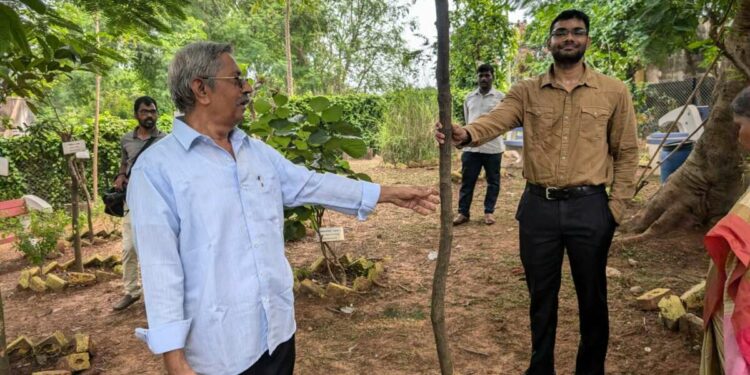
[72,333,90,353]
[367,262,385,282]
[64,352,90,372]
[27,266,41,276]
[83,253,105,267]
[17,270,31,289]
[59,258,75,270]
[67,272,97,286]
[113,264,124,276]
[32,370,71,375]
[326,282,354,299]
[45,274,68,291]
[34,330,68,355]
[352,276,372,291]
[103,254,122,267]
[680,281,706,310]
[7,335,34,359]
[309,255,326,273]
[658,295,687,331]
[299,279,325,298]
[42,261,60,275]
[95,270,118,281]
[30,276,47,292]
[636,288,671,310]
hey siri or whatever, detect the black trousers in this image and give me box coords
[239,335,295,375]
[458,151,502,216]
[516,186,616,375]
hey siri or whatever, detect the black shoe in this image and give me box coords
[113,294,140,311]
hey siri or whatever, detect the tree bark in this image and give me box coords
[623,0,750,238]
[432,1,454,374]
[68,157,83,272]
[93,14,101,203]
[0,289,8,374]
[284,0,294,96]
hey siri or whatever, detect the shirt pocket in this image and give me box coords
[525,106,556,144]
[579,106,610,141]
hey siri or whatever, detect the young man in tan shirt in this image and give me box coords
[437,9,638,375]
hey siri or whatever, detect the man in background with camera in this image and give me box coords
[112,96,166,311]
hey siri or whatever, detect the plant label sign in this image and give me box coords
[318,227,345,242]
[75,150,91,160]
[0,157,8,176]
[62,140,86,155]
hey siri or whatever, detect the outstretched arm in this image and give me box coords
[378,186,439,215]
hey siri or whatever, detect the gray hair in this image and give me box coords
[168,42,233,114]
[732,86,750,119]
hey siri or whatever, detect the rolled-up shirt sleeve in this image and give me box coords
[260,142,381,220]
[127,164,191,354]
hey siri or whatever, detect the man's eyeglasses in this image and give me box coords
[201,76,249,88]
[550,28,588,38]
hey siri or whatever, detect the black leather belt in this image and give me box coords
[527,183,605,201]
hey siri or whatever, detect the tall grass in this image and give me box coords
[379,88,439,165]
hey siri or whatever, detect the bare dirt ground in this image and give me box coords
[3,157,707,374]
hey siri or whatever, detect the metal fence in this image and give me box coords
[638,76,716,136]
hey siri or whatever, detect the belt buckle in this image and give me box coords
[545,187,560,200]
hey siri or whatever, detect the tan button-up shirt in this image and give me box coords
[464,64,638,223]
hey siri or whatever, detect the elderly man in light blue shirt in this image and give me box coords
[127,42,438,375]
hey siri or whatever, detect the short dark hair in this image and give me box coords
[477,63,495,75]
[732,86,750,118]
[549,9,590,34]
[134,96,158,114]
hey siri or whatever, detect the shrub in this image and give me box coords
[8,210,68,265]
[378,88,439,165]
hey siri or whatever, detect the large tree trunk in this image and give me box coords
[432,1,454,374]
[624,1,750,237]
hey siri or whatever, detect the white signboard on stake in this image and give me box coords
[62,140,86,155]
[75,150,91,160]
[318,227,345,242]
[0,157,8,176]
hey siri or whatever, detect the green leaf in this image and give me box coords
[20,0,47,14]
[328,121,360,136]
[276,107,290,118]
[293,140,308,150]
[352,173,372,182]
[254,98,272,114]
[0,4,31,55]
[283,220,306,242]
[308,130,331,145]
[54,47,79,63]
[273,93,289,106]
[269,118,291,129]
[305,111,320,125]
[321,104,343,122]
[336,136,367,158]
[308,96,330,112]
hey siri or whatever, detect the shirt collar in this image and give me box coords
[470,87,502,97]
[540,63,599,89]
[173,116,248,151]
[131,125,162,139]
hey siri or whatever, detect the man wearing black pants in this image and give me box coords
[454,63,505,226]
[436,9,638,375]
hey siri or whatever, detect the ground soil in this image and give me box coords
[3,157,707,374]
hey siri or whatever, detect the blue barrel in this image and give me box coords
[696,105,710,121]
[660,141,693,183]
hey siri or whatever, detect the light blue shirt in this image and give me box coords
[127,118,380,375]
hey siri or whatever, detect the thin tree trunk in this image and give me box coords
[432,1,454,374]
[0,289,8,374]
[284,0,294,96]
[68,157,83,272]
[75,161,95,242]
[623,0,750,238]
[93,14,101,203]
